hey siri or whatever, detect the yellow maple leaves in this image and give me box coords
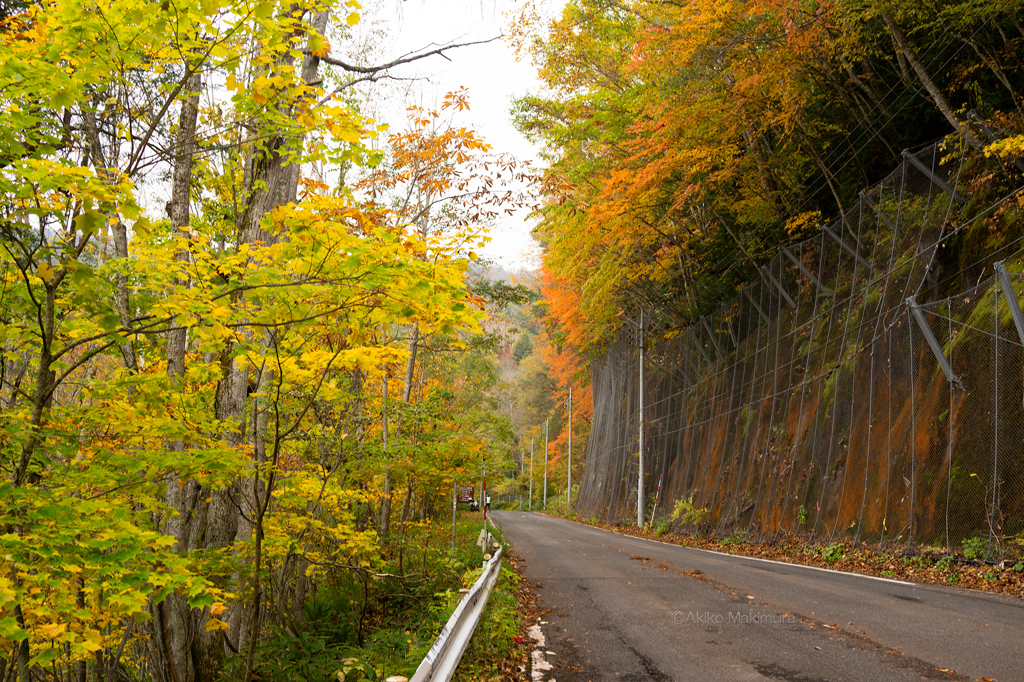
[38,622,68,640]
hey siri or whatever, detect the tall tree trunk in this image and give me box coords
[396,326,420,527]
[881,12,983,150]
[400,480,415,525]
[14,605,28,682]
[240,9,330,244]
[149,69,204,682]
[964,37,1018,103]
[742,128,790,219]
[379,371,392,539]
[12,279,56,488]
[109,217,139,371]
[167,72,201,379]
[380,323,421,538]
[795,119,854,238]
[403,326,419,403]
[229,8,333,668]
[81,105,139,372]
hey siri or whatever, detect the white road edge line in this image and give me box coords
[536,513,917,587]
[527,622,553,682]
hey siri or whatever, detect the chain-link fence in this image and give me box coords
[575,141,1024,553]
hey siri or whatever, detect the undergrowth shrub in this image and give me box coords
[223,513,511,681]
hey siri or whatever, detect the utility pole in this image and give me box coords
[451,478,457,549]
[638,308,645,528]
[567,386,573,505]
[529,438,534,512]
[543,418,549,509]
[519,451,523,511]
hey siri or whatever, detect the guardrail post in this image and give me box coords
[409,548,504,682]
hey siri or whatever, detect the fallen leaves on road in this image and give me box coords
[550,515,1024,600]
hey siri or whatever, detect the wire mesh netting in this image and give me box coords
[576,142,1024,552]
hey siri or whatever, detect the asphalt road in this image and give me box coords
[492,511,1024,682]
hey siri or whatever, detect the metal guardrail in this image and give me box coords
[408,546,504,682]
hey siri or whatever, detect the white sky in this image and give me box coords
[366,0,565,271]
[132,2,562,272]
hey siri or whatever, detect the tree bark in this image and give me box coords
[881,12,983,150]
[240,9,330,244]
[14,604,28,682]
[12,278,56,488]
[964,37,1018,103]
[379,370,392,539]
[400,480,415,525]
[229,7,334,667]
[167,72,201,379]
[379,322,421,538]
[403,326,419,403]
[146,69,205,682]
[80,105,139,372]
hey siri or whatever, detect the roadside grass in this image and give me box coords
[227,510,526,681]
[452,533,531,681]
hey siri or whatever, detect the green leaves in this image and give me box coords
[0,483,227,653]
[73,210,105,237]
[0,0,511,676]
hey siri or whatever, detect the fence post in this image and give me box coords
[638,309,645,528]
[945,298,953,549]
[858,190,897,234]
[543,419,549,510]
[700,315,720,355]
[743,286,770,323]
[901,149,966,205]
[567,385,573,506]
[995,261,1024,346]
[991,287,1000,554]
[824,223,874,271]
[968,110,1024,173]
[782,246,833,296]
[761,264,797,310]
[906,297,958,383]
[908,308,917,547]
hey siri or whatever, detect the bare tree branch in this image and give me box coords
[316,35,499,75]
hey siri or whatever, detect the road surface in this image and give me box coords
[492,511,1024,681]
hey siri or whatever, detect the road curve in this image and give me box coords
[492,511,1024,682]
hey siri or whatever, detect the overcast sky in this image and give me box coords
[367,0,565,271]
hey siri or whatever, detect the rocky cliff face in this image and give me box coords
[577,143,1024,548]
